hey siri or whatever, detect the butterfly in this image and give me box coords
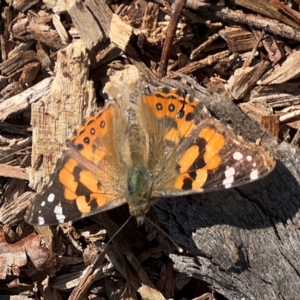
[25,86,275,225]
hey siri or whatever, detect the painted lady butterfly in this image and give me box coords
[25,87,275,225]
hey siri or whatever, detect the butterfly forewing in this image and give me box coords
[25,99,128,225]
[140,88,275,197]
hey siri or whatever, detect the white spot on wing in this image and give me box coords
[54,204,63,215]
[54,203,66,223]
[250,169,259,180]
[58,216,66,223]
[41,201,46,207]
[47,193,55,202]
[38,216,45,225]
[223,177,234,189]
[225,167,235,178]
[223,167,235,188]
[246,155,252,162]
[233,152,243,161]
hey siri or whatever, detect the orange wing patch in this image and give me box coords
[199,128,225,170]
[143,88,198,145]
[174,127,226,191]
[67,104,115,162]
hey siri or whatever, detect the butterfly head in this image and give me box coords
[126,163,151,224]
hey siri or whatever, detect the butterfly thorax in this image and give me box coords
[126,163,151,223]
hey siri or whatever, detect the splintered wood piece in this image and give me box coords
[43,0,68,13]
[216,8,300,41]
[109,14,133,51]
[1,7,14,62]
[141,2,160,30]
[28,41,96,191]
[270,0,300,24]
[11,16,63,49]
[37,47,52,69]
[239,101,272,124]
[0,50,37,76]
[226,60,269,100]
[279,109,300,123]
[0,191,33,226]
[7,0,40,11]
[228,0,300,28]
[259,50,300,84]
[168,50,230,77]
[52,14,70,44]
[19,62,40,84]
[67,0,106,49]
[261,115,280,137]
[190,33,220,61]
[250,84,300,108]
[0,164,28,180]
[219,26,256,52]
[138,285,166,300]
[0,77,53,121]
[0,82,25,99]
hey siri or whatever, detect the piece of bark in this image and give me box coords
[239,101,272,125]
[190,33,220,61]
[7,0,40,11]
[0,7,14,62]
[167,50,230,77]
[141,2,160,30]
[11,16,63,49]
[0,230,55,279]
[279,109,300,123]
[0,75,9,91]
[0,50,38,76]
[36,48,52,69]
[261,115,280,137]
[0,164,28,180]
[109,14,133,51]
[52,14,70,44]
[0,82,25,99]
[28,40,96,191]
[0,77,53,121]
[94,44,122,69]
[0,191,33,226]
[216,8,300,41]
[219,27,256,52]
[228,0,300,28]
[225,60,270,100]
[249,83,300,109]
[43,0,68,13]
[270,0,300,24]
[19,61,40,84]
[67,0,106,50]
[258,50,300,85]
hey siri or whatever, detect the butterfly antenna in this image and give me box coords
[91,215,133,268]
[106,215,133,245]
[144,216,183,253]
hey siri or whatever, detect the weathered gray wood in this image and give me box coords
[141,75,300,300]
